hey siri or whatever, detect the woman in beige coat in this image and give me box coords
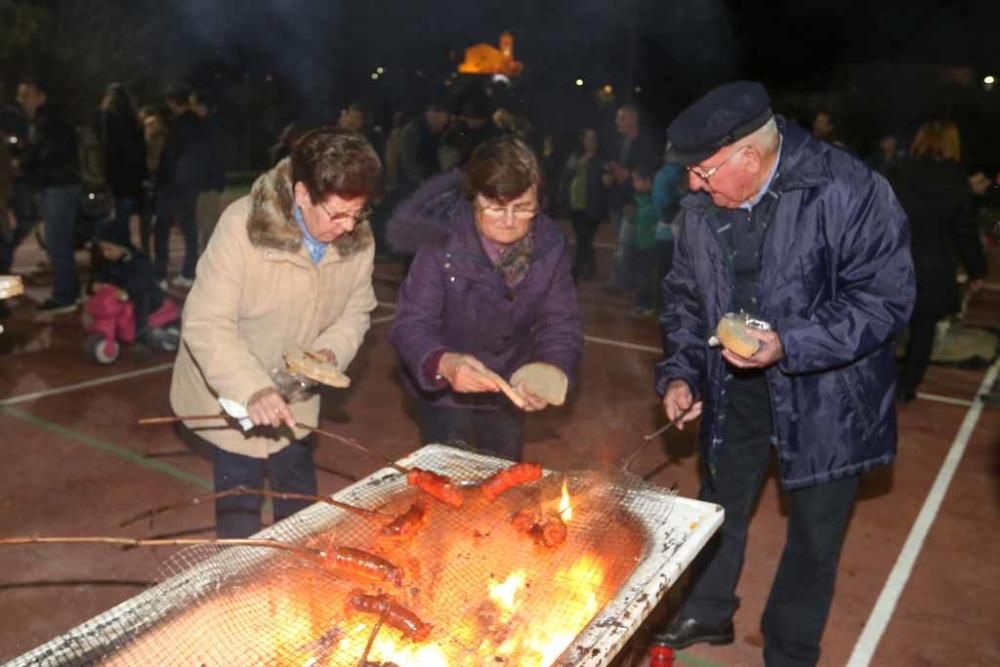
[170,128,382,537]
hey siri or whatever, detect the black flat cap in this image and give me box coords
[665,81,773,165]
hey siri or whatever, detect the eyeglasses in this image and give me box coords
[686,146,746,184]
[476,199,538,222]
[317,201,371,226]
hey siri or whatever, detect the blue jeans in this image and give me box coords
[213,439,318,538]
[40,185,82,304]
[418,401,526,461]
[109,196,138,244]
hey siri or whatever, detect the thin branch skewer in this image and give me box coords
[301,423,410,474]
[0,536,322,558]
[118,485,389,528]
[137,414,225,425]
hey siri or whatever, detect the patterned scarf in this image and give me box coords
[493,232,534,287]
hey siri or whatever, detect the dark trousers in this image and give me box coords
[40,185,83,305]
[154,187,199,280]
[680,380,860,667]
[213,439,318,539]
[899,313,938,394]
[418,401,525,461]
[108,196,138,245]
[570,210,600,281]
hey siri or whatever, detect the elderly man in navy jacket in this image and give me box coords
[653,82,915,666]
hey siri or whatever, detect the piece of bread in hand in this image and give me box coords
[0,275,24,300]
[715,314,760,358]
[510,362,568,406]
[284,347,351,388]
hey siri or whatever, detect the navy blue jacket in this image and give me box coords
[655,121,915,489]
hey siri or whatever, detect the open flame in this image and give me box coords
[558,477,573,521]
[489,570,526,620]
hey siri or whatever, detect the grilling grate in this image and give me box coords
[7,445,723,667]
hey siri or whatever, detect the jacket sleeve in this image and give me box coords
[179,218,275,404]
[528,240,584,386]
[311,244,378,371]
[777,173,916,374]
[399,122,426,185]
[388,246,450,392]
[655,211,707,397]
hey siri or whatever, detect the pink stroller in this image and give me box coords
[84,285,180,364]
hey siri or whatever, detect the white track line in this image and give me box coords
[847,359,999,666]
[0,363,174,407]
[915,391,974,407]
[583,334,661,354]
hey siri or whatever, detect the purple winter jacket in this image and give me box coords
[388,174,583,410]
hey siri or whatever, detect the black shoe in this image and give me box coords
[652,617,734,649]
[37,298,78,315]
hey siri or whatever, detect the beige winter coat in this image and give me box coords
[169,160,377,457]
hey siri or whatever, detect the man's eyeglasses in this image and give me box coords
[476,200,538,222]
[317,201,371,226]
[686,146,746,184]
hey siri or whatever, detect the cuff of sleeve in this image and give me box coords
[422,348,449,390]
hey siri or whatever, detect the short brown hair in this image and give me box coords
[291,127,382,202]
[462,136,542,203]
[910,120,961,161]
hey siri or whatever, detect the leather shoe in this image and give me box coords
[652,616,734,649]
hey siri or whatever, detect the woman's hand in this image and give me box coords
[246,387,296,429]
[513,382,549,412]
[437,353,501,394]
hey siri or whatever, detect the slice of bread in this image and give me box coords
[715,314,760,358]
[0,275,24,300]
[510,362,568,406]
[284,347,351,388]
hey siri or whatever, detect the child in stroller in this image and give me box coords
[85,223,180,363]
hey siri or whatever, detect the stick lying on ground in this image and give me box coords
[118,485,388,528]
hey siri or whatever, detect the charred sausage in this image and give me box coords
[407,468,463,508]
[349,590,432,641]
[480,462,543,501]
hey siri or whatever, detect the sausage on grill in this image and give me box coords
[480,462,543,501]
[407,468,463,508]
[348,590,432,641]
[323,546,403,586]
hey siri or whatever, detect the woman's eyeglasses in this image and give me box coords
[317,201,372,226]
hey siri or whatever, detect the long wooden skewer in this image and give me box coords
[137,414,411,475]
[137,414,225,425]
[620,406,694,472]
[474,367,528,410]
[118,485,389,528]
[0,536,323,558]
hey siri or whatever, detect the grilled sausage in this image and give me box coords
[349,590,432,641]
[480,462,543,501]
[381,502,428,539]
[323,546,403,586]
[407,468,463,508]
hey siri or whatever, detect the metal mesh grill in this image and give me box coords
[11,445,715,667]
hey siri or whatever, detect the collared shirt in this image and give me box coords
[293,205,327,265]
[739,133,783,210]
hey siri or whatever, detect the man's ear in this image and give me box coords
[744,147,764,175]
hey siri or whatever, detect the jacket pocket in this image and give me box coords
[835,365,878,437]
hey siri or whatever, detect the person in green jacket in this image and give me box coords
[629,163,659,316]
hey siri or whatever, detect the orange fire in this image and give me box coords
[104,473,644,667]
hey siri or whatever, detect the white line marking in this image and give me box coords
[915,391,975,407]
[847,359,999,666]
[371,314,395,325]
[0,363,174,407]
[584,335,661,354]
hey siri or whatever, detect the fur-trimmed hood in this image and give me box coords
[245,158,373,258]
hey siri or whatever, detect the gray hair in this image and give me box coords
[735,117,779,157]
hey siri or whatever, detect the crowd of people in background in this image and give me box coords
[0,75,996,400]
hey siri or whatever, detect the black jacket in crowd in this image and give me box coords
[887,157,987,316]
[156,110,201,192]
[22,103,79,189]
[96,108,146,200]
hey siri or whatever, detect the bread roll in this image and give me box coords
[0,275,24,300]
[510,362,568,406]
[715,314,760,358]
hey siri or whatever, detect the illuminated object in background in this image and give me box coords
[985,74,996,91]
[458,31,524,77]
[575,79,584,87]
[602,84,613,94]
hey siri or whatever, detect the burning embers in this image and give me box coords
[102,464,646,666]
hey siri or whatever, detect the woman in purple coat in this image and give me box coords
[388,137,583,460]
